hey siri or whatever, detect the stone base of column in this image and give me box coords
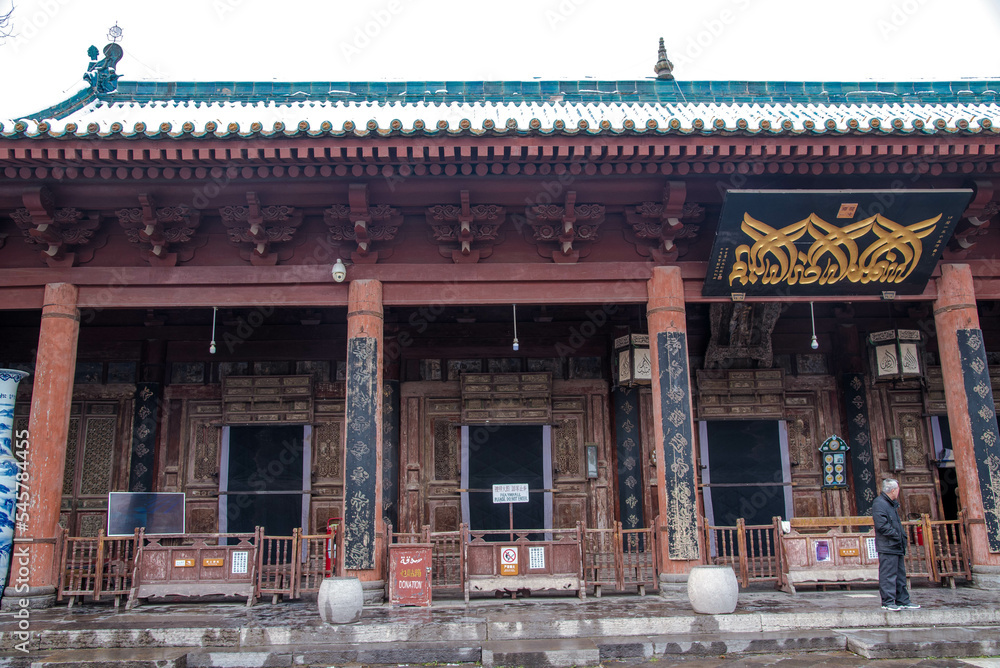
[1,585,56,610]
[362,579,386,605]
[972,565,1000,590]
[657,572,689,600]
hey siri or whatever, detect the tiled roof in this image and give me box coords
[3,80,999,139]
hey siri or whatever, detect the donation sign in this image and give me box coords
[388,545,432,606]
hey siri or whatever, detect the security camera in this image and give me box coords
[332,258,347,283]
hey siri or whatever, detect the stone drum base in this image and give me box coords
[687,565,738,614]
[318,577,364,624]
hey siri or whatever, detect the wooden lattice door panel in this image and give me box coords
[62,402,121,536]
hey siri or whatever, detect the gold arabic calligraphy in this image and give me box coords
[728,213,941,287]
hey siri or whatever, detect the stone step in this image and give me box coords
[186,642,481,667]
[599,629,848,660]
[842,626,1000,659]
[28,648,188,668]
[482,638,600,668]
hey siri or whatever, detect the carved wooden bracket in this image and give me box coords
[11,187,103,267]
[426,190,505,263]
[525,191,605,263]
[116,193,202,266]
[220,192,303,266]
[947,179,997,259]
[624,182,705,263]
[704,302,783,369]
[324,183,402,264]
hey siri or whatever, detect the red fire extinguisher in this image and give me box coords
[916,526,924,546]
[326,517,341,575]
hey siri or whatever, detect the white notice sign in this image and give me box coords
[492,483,530,504]
[231,550,249,574]
[529,546,545,569]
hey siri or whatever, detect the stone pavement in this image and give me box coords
[0,583,996,667]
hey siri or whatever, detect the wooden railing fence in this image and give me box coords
[51,511,971,605]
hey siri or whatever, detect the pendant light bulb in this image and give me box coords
[209,306,218,355]
[512,304,519,351]
[809,301,818,350]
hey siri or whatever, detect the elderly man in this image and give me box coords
[872,478,919,611]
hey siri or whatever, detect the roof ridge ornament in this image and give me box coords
[654,37,674,80]
[84,26,124,95]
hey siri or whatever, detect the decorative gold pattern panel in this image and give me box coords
[696,369,785,419]
[314,421,342,479]
[786,413,816,471]
[553,416,582,477]
[222,375,314,424]
[432,504,459,532]
[80,514,105,537]
[898,411,926,468]
[460,372,552,424]
[62,416,80,496]
[433,419,459,481]
[188,506,217,533]
[193,422,221,481]
[80,417,116,496]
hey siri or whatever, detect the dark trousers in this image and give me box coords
[878,552,911,606]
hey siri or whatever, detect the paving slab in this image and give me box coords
[843,626,1000,659]
[29,648,188,668]
[482,638,600,668]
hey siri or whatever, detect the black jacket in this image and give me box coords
[872,492,906,555]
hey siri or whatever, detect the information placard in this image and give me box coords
[492,483,530,504]
[389,545,432,606]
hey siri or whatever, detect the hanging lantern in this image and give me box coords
[868,329,923,381]
[614,332,651,387]
[819,434,850,489]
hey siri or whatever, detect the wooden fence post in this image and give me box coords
[736,518,748,588]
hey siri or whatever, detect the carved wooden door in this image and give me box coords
[61,401,120,536]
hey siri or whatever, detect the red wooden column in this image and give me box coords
[646,266,702,592]
[342,279,386,593]
[15,283,80,608]
[933,263,1000,588]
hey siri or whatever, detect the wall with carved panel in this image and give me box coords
[399,379,612,534]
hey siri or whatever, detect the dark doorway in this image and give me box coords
[702,420,789,528]
[932,416,959,520]
[465,425,546,537]
[224,425,306,538]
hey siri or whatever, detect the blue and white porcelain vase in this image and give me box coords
[0,369,29,596]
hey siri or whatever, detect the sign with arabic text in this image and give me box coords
[388,545,432,606]
[703,190,972,296]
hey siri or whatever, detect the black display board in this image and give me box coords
[382,379,400,533]
[958,329,1000,553]
[468,425,544,538]
[343,337,379,569]
[107,492,185,536]
[657,331,700,560]
[844,373,878,515]
[128,382,160,492]
[705,420,785,528]
[613,387,645,531]
[703,189,971,297]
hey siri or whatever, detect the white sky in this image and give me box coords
[1,0,1000,118]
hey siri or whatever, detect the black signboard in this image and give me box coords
[703,189,972,297]
[343,337,379,570]
[107,492,185,536]
[958,329,1000,553]
[657,331,700,560]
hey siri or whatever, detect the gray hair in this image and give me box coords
[882,478,899,494]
